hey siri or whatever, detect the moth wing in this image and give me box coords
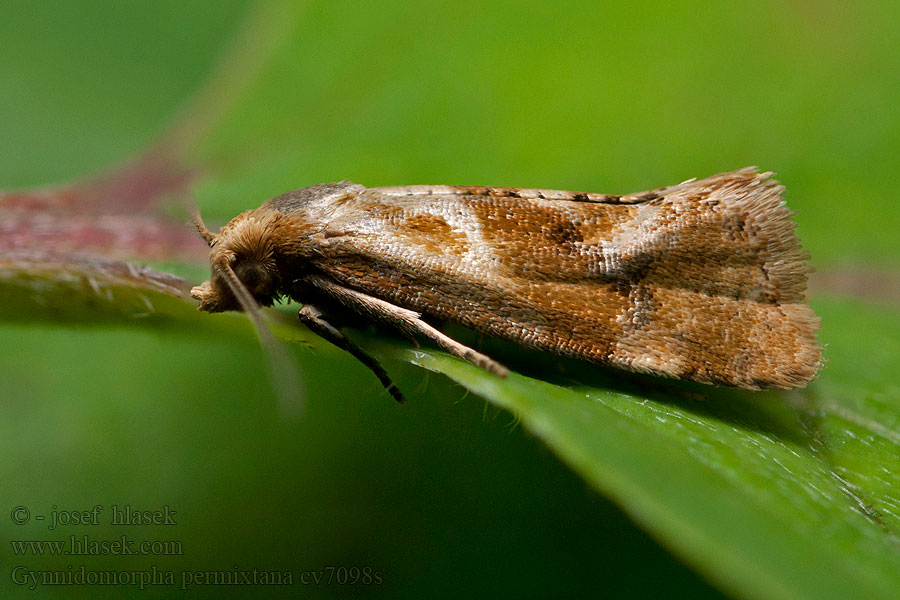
[311,169,820,389]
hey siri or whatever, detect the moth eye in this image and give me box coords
[233,260,275,301]
[242,268,261,286]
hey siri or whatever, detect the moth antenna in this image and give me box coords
[214,256,306,417]
[189,204,216,246]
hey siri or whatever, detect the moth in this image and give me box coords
[191,167,821,402]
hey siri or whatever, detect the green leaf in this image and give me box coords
[2,2,900,599]
[0,254,192,325]
[371,295,900,600]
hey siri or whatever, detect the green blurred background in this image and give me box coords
[1,1,898,598]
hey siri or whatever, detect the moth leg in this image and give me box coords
[298,304,405,404]
[307,275,510,378]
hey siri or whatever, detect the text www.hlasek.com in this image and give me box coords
[10,535,183,556]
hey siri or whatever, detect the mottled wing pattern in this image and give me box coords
[308,168,820,389]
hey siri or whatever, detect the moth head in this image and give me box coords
[190,210,282,313]
[189,207,306,416]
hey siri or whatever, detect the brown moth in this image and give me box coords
[191,167,821,402]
